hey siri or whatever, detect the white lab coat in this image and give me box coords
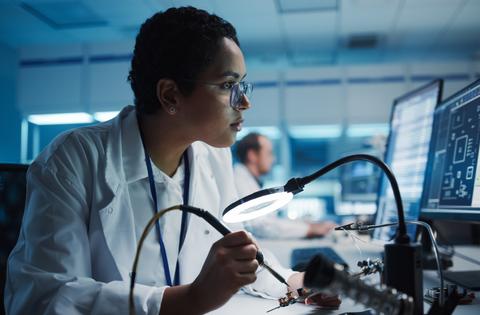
[5,106,293,315]
[233,164,309,239]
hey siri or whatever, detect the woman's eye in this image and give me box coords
[221,82,235,90]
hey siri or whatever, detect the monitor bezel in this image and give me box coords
[420,78,480,222]
[372,79,444,241]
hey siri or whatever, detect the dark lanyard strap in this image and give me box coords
[138,119,190,286]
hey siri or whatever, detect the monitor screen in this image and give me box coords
[341,159,381,203]
[338,159,380,216]
[421,79,480,221]
[373,80,443,242]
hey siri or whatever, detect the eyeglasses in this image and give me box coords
[228,81,253,110]
[181,79,253,110]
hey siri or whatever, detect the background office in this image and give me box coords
[2,0,480,220]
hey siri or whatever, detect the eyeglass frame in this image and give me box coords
[179,79,253,110]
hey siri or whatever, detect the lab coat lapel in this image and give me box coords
[99,107,137,280]
[178,142,223,284]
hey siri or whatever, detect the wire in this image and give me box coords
[129,204,291,314]
[129,205,181,315]
[409,220,444,307]
[338,226,364,259]
[297,154,408,243]
[337,226,385,248]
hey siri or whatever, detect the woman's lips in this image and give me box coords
[230,120,243,131]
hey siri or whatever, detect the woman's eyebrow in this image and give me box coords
[220,71,247,80]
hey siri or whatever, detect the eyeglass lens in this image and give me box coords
[230,82,252,109]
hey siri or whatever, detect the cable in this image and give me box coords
[409,220,444,307]
[129,204,291,315]
[293,154,408,243]
[129,205,180,315]
[337,226,385,248]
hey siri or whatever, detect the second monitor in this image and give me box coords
[373,79,443,242]
[421,78,480,222]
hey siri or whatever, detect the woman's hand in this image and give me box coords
[287,272,341,308]
[189,231,259,313]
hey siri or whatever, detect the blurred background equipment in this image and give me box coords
[0,164,28,315]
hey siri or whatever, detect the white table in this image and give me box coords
[209,292,367,315]
[210,234,480,314]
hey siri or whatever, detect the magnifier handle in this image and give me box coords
[189,206,265,264]
[195,208,290,285]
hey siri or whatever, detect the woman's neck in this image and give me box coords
[138,113,189,177]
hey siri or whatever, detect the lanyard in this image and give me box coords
[138,119,190,286]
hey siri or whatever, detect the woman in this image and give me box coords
[5,7,339,315]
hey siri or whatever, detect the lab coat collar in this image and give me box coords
[120,107,149,184]
[101,105,209,280]
[114,107,209,185]
[104,105,210,193]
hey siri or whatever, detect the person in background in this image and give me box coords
[234,132,336,239]
[5,7,340,315]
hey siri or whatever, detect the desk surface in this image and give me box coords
[209,292,367,315]
[210,235,480,315]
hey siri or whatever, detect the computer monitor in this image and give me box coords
[338,158,380,216]
[421,79,480,222]
[341,159,381,203]
[0,164,28,313]
[419,80,480,290]
[373,80,443,242]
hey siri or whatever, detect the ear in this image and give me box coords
[246,149,258,164]
[156,79,180,115]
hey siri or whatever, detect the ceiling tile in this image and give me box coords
[21,0,107,29]
[282,10,337,52]
[340,0,400,35]
[276,0,338,13]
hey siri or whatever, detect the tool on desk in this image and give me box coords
[353,258,384,278]
[335,221,397,231]
[304,254,414,315]
[261,261,290,288]
[266,290,298,313]
[266,288,336,313]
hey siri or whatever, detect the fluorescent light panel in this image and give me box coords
[28,112,94,125]
[346,123,389,138]
[237,126,281,140]
[289,124,342,139]
[93,111,119,122]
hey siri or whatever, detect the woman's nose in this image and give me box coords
[236,94,251,111]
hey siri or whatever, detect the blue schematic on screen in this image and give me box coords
[421,79,480,220]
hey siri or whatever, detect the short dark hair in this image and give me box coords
[128,6,240,115]
[236,132,262,164]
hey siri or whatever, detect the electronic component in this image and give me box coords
[354,258,384,278]
[304,254,414,315]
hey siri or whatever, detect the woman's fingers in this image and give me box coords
[304,292,341,307]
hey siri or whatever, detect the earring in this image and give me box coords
[168,107,176,114]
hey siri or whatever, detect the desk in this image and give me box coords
[210,234,480,314]
[209,292,367,315]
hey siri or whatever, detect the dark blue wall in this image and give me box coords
[0,44,20,163]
